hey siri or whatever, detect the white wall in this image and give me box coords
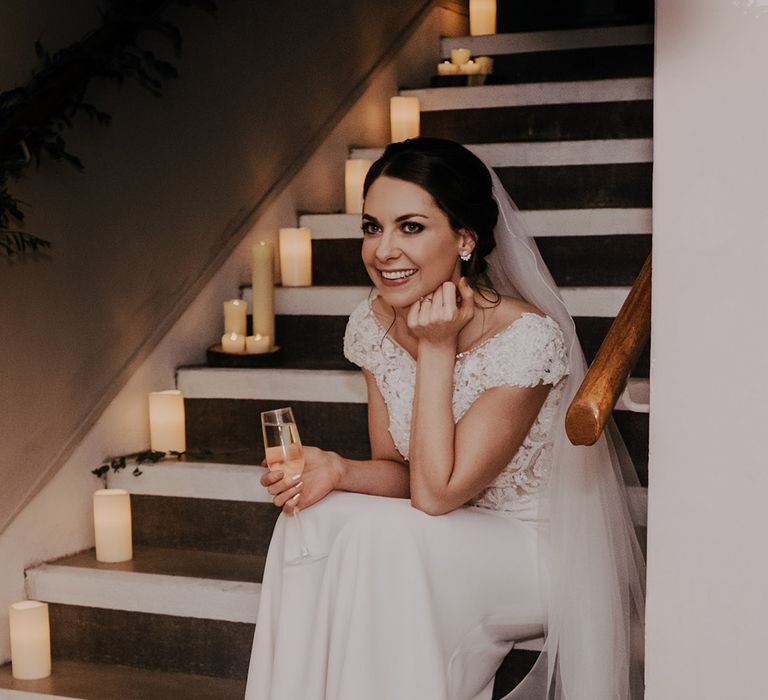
[0,3,467,664]
[646,1,768,697]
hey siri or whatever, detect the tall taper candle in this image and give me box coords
[278,228,312,287]
[470,0,496,35]
[93,489,133,563]
[9,601,51,680]
[223,299,247,335]
[148,390,186,453]
[251,241,275,342]
[345,159,373,214]
[390,96,420,142]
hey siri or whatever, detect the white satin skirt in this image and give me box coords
[244,491,547,700]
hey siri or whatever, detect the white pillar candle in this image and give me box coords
[246,334,271,354]
[251,241,275,343]
[470,0,496,35]
[437,61,460,76]
[9,601,51,680]
[278,227,312,286]
[450,48,471,66]
[459,60,482,75]
[390,96,420,142]
[148,390,186,453]
[223,299,247,335]
[475,56,494,75]
[93,489,133,563]
[344,159,373,214]
[221,331,246,353]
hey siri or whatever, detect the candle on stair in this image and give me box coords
[251,241,275,343]
[223,299,247,336]
[93,489,133,563]
[459,60,481,75]
[278,227,312,286]
[148,390,186,453]
[390,96,420,142]
[9,601,51,680]
[450,48,471,66]
[345,159,373,214]
[437,60,459,76]
[470,0,496,35]
[221,331,246,353]
[246,333,271,354]
[475,56,494,75]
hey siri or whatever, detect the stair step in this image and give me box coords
[26,547,262,621]
[441,25,653,56]
[247,285,630,317]
[422,100,651,143]
[0,660,245,700]
[438,45,653,86]
[402,78,652,111]
[351,139,652,167]
[306,234,650,288]
[301,209,652,237]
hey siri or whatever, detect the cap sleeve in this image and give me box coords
[483,313,569,390]
[343,299,380,373]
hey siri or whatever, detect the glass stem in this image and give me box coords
[292,508,311,559]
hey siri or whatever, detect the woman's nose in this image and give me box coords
[374,231,400,262]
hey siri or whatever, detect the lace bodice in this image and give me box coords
[343,297,569,517]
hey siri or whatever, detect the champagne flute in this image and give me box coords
[261,407,326,565]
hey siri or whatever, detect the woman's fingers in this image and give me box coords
[273,480,303,508]
[260,469,283,488]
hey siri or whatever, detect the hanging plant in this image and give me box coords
[0,0,216,260]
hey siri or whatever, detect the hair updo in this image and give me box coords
[362,137,499,295]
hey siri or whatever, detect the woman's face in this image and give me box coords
[361,176,474,310]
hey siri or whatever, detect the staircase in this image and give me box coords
[0,20,652,700]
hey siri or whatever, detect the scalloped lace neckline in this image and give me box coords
[366,296,549,362]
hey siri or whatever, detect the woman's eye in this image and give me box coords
[361,222,381,236]
[401,221,424,234]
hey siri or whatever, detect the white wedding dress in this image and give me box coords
[244,296,569,700]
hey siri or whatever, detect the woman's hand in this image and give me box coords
[260,446,344,514]
[406,277,475,348]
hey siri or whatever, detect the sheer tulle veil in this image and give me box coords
[484,166,646,700]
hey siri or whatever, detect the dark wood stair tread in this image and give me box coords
[0,659,245,700]
[52,545,266,584]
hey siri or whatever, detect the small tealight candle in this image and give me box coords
[221,331,246,354]
[148,390,186,453]
[470,0,496,35]
[459,60,482,75]
[93,489,133,563]
[279,227,313,286]
[390,96,420,142]
[345,159,373,214]
[223,299,247,335]
[246,334,271,354]
[475,56,494,75]
[9,601,51,680]
[450,48,471,66]
[437,60,459,76]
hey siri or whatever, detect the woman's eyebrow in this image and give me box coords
[395,213,429,222]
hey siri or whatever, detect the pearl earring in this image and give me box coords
[459,250,472,262]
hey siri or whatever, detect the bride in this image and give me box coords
[245,138,645,700]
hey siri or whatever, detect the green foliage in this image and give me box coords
[91,448,186,481]
[0,0,217,259]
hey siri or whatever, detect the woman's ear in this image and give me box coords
[458,229,477,255]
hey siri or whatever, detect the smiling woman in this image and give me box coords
[244,138,644,700]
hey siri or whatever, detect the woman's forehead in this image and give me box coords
[364,176,437,216]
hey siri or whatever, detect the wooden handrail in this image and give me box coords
[566,254,651,446]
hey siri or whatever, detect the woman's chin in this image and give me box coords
[373,284,421,310]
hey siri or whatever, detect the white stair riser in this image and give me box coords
[401,78,653,111]
[300,209,652,240]
[441,25,653,57]
[25,566,261,624]
[350,139,653,167]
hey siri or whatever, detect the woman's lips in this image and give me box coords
[378,268,418,287]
